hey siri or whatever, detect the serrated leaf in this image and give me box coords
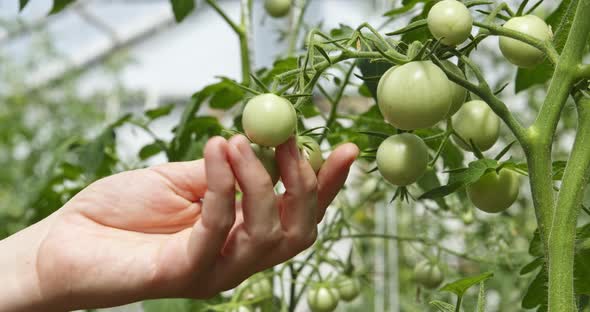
[170,0,195,22]
[49,0,76,14]
[139,142,164,160]
[440,272,494,297]
[429,300,456,312]
[145,104,175,120]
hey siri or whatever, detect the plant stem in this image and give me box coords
[546,96,590,312]
[239,0,253,85]
[319,63,355,143]
[287,0,309,56]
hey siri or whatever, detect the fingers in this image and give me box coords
[187,137,236,269]
[226,135,281,247]
[275,137,318,251]
[316,143,358,221]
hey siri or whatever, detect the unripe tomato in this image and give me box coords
[376,133,429,186]
[452,100,499,151]
[427,0,473,46]
[230,306,253,312]
[334,275,361,302]
[499,15,552,68]
[239,276,273,301]
[242,93,297,147]
[414,260,444,289]
[264,0,291,18]
[467,168,520,213]
[377,61,452,130]
[441,60,467,117]
[251,144,280,185]
[298,136,323,173]
[307,285,340,312]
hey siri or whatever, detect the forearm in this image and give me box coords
[0,217,54,312]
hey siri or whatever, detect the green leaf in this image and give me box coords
[520,257,544,275]
[528,229,544,257]
[145,104,175,120]
[514,0,578,93]
[440,272,494,297]
[209,78,245,110]
[170,0,195,22]
[49,0,76,14]
[522,266,547,309]
[401,2,435,44]
[357,59,392,101]
[429,300,456,312]
[19,0,30,11]
[575,249,590,294]
[385,0,430,17]
[139,142,165,160]
[417,168,450,210]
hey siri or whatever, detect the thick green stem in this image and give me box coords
[525,1,590,311]
[239,0,253,85]
[287,0,309,56]
[546,97,590,312]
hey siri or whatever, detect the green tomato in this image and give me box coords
[452,100,500,151]
[251,144,280,185]
[239,275,273,301]
[499,15,552,68]
[467,169,520,213]
[307,286,340,312]
[376,133,429,186]
[335,275,361,302]
[414,260,444,289]
[242,93,297,147]
[441,60,467,117]
[377,61,452,130]
[298,136,324,173]
[230,306,253,312]
[427,0,473,46]
[264,0,291,18]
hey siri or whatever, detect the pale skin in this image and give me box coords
[0,134,359,312]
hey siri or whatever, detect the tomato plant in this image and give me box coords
[9,0,590,312]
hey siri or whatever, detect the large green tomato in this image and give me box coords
[251,144,280,185]
[452,100,500,151]
[242,93,297,147]
[377,61,452,130]
[467,169,520,213]
[441,60,467,117]
[298,136,323,173]
[427,0,473,46]
[264,0,291,18]
[376,133,429,186]
[334,275,361,302]
[307,286,340,312]
[499,15,552,68]
[414,260,444,289]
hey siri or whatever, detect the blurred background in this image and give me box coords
[1,0,579,311]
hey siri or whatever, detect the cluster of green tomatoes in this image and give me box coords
[232,273,362,312]
[375,0,552,213]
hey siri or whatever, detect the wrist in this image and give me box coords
[0,215,55,312]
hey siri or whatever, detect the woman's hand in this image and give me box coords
[0,135,358,311]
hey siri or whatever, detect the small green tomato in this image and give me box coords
[427,0,473,46]
[377,61,452,130]
[242,93,297,147]
[452,100,500,152]
[467,169,520,213]
[239,275,273,301]
[307,285,340,312]
[335,275,361,302]
[264,0,291,18]
[376,133,429,186]
[414,260,444,289]
[499,15,552,68]
[298,136,323,173]
[251,144,280,185]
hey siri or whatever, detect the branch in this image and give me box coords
[205,0,242,35]
[473,21,559,65]
[431,55,527,143]
[319,63,356,143]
